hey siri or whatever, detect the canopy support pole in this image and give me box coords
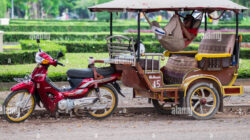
[137,11,141,60]
[204,12,207,31]
[110,12,113,43]
[235,13,239,66]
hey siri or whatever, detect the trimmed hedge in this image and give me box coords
[0,73,68,82]
[0,25,133,32]
[0,41,66,65]
[57,41,108,53]
[4,32,250,43]
[1,24,250,32]
[60,41,250,59]
[18,40,250,59]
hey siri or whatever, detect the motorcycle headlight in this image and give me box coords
[41,59,50,65]
[35,51,52,65]
[35,52,44,63]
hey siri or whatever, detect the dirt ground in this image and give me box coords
[0,87,250,140]
[0,113,250,140]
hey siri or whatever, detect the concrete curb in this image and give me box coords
[1,105,249,116]
[244,86,250,93]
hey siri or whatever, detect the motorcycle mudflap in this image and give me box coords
[121,66,147,91]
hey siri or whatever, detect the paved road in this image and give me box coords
[0,113,249,140]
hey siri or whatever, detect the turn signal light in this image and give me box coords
[41,59,50,65]
[239,35,243,43]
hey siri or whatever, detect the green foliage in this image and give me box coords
[0,24,149,32]
[19,40,249,59]
[3,32,250,43]
[42,0,60,16]
[0,53,109,82]
[238,59,250,78]
[0,0,7,18]
[5,0,78,18]
[74,0,95,18]
[57,41,108,52]
[1,23,250,33]
[242,16,250,24]
[77,40,246,58]
[59,0,77,12]
[96,0,114,21]
[0,40,66,65]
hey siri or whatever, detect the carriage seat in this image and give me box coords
[196,33,235,70]
[162,33,236,84]
[162,55,197,84]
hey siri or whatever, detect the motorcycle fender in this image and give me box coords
[10,81,35,94]
[111,82,125,97]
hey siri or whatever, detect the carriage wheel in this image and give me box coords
[186,82,220,120]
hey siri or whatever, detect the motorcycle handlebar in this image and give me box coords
[57,62,65,67]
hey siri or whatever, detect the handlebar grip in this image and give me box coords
[57,62,65,67]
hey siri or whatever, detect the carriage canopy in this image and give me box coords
[89,0,248,13]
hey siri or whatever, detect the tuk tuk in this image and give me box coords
[88,0,248,119]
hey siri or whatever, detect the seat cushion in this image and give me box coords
[67,69,94,79]
[198,33,235,54]
[67,67,115,79]
[163,55,197,84]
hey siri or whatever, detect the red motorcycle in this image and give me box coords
[2,41,123,123]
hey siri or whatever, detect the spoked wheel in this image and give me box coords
[3,90,36,123]
[86,84,118,119]
[186,83,220,120]
[152,99,172,114]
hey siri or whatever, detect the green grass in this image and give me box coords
[3,45,22,52]
[3,46,21,50]
[0,53,109,78]
[238,59,250,78]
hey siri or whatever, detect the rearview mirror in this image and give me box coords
[56,51,64,59]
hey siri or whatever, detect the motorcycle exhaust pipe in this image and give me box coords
[74,97,98,107]
[58,97,98,112]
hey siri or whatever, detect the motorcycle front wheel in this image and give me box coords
[3,90,36,123]
[86,84,118,119]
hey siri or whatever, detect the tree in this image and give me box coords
[0,0,7,18]
[75,0,97,18]
[96,0,116,21]
[6,0,29,18]
[42,0,60,17]
[59,0,77,15]
[232,0,250,16]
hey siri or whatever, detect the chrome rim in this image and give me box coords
[190,87,216,117]
[5,91,34,121]
[87,87,115,117]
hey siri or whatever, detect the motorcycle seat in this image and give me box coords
[66,67,115,79]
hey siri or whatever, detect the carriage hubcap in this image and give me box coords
[200,98,207,105]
